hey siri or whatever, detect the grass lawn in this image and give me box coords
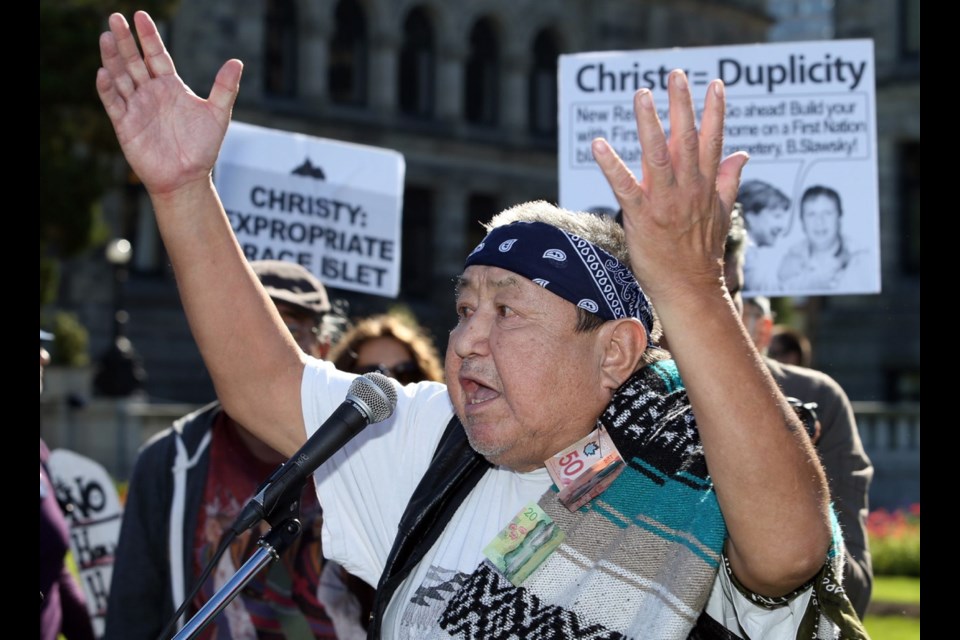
[863,615,920,639]
[872,576,920,605]
[865,575,920,639]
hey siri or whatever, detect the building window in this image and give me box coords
[465,18,499,126]
[467,193,499,251]
[529,29,559,137]
[899,142,920,275]
[885,367,920,402]
[264,0,298,98]
[329,0,368,105]
[401,186,434,297]
[398,8,435,117]
[901,0,920,59]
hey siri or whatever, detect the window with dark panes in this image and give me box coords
[465,18,499,126]
[264,0,297,97]
[899,142,920,275]
[401,186,435,297]
[529,30,559,137]
[398,8,435,117]
[467,193,499,252]
[329,0,368,105]
[901,0,920,59]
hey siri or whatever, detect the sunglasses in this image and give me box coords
[355,361,423,385]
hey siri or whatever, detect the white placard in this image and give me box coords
[559,40,881,297]
[216,121,406,297]
[48,449,123,638]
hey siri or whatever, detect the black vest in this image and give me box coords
[367,416,489,639]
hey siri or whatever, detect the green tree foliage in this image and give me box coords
[40,0,177,306]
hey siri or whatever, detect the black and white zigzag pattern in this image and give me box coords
[599,363,710,485]
[410,566,474,607]
[438,563,625,639]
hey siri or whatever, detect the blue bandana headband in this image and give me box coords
[464,221,654,337]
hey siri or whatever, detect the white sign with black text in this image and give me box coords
[559,40,881,297]
[48,449,123,638]
[216,122,406,297]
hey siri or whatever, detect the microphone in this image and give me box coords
[232,372,398,534]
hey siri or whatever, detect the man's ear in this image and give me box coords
[599,318,648,391]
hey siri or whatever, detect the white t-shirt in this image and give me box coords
[304,359,812,639]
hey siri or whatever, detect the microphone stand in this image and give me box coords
[169,373,397,639]
[172,485,304,640]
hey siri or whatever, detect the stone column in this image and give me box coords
[501,48,531,136]
[367,32,399,115]
[298,3,331,102]
[437,43,468,124]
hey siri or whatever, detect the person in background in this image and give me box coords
[41,330,96,640]
[769,324,814,368]
[726,219,874,617]
[330,313,444,385]
[104,261,365,639]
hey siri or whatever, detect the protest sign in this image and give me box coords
[48,449,123,637]
[559,40,880,296]
[216,122,405,297]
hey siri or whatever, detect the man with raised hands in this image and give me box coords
[96,12,864,638]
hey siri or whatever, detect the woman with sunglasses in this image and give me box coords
[330,313,444,385]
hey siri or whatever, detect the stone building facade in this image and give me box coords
[808,0,920,402]
[67,0,772,403]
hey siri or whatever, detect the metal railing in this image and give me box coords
[854,402,921,453]
[853,402,920,510]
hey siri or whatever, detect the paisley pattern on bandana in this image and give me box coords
[464,221,654,336]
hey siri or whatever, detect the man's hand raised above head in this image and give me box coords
[591,71,749,307]
[96,11,243,198]
[95,11,308,459]
[592,72,831,597]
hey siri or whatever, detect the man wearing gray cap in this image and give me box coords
[105,261,360,639]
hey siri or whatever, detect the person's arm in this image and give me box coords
[96,12,306,456]
[591,72,831,597]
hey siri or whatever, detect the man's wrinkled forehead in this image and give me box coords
[455,266,525,298]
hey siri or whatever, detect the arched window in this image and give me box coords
[264,0,298,97]
[465,18,499,125]
[467,193,498,250]
[529,29,559,136]
[398,7,435,117]
[401,186,435,297]
[329,0,368,105]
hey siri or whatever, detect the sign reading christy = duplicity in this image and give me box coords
[559,40,881,297]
